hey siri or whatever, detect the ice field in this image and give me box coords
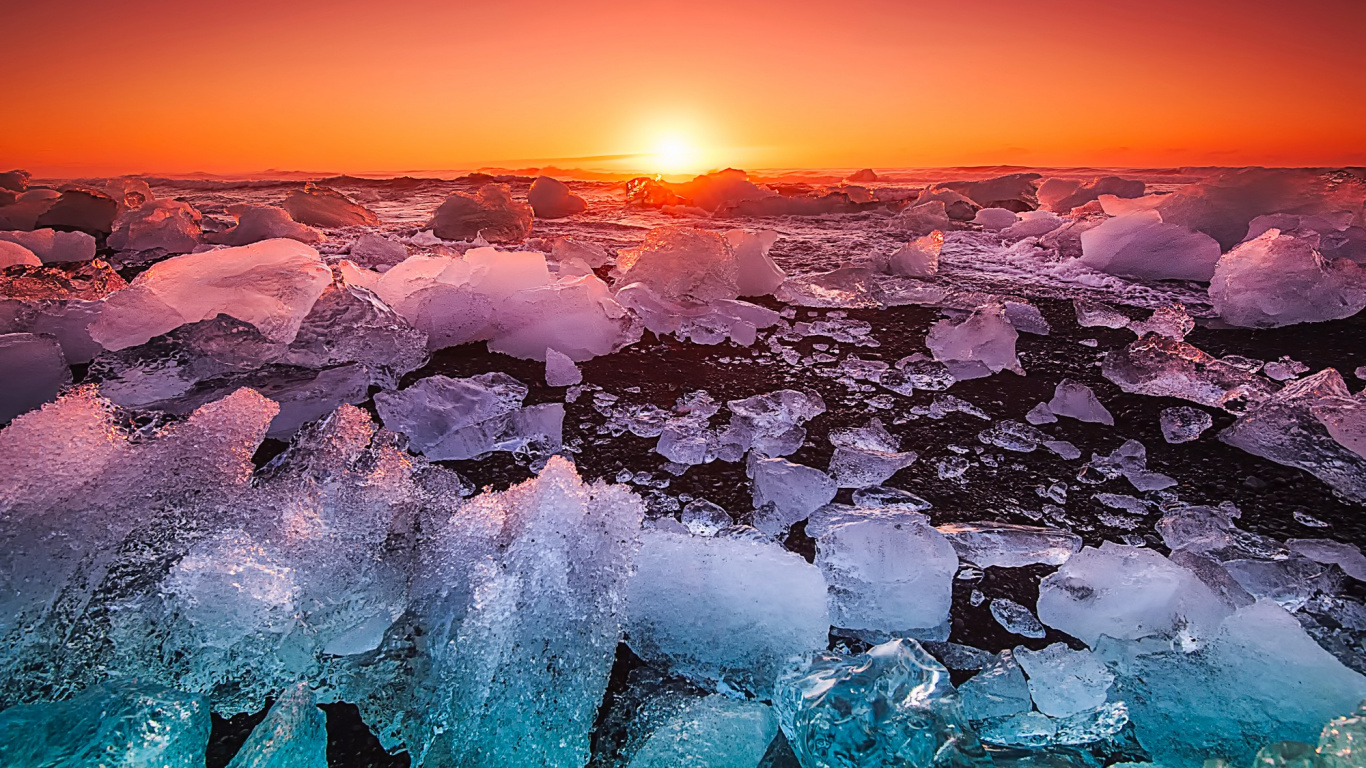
[0,165,1364,767]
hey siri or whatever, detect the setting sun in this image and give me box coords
[646,136,704,177]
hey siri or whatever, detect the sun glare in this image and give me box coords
[648,136,702,176]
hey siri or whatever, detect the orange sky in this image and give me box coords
[4,0,1365,177]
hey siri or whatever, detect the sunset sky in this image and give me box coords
[4,0,1365,177]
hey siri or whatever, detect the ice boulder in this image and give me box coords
[1152,167,1366,251]
[1220,368,1366,502]
[1013,643,1113,718]
[626,695,777,768]
[34,186,119,236]
[614,227,741,302]
[1036,542,1232,648]
[748,455,838,534]
[808,505,957,639]
[108,198,203,253]
[225,683,327,768]
[428,184,532,243]
[914,188,981,220]
[1080,211,1222,282]
[1038,176,1145,214]
[0,229,95,263]
[282,184,379,228]
[487,273,642,361]
[411,457,643,767]
[926,304,1023,379]
[626,529,829,693]
[375,373,563,460]
[888,231,944,277]
[0,241,40,269]
[725,229,786,296]
[527,176,588,219]
[1097,599,1366,768]
[847,168,878,183]
[104,178,155,209]
[958,650,1033,723]
[206,204,323,246]
[974,207,1019,230]
[1047,379,1114,425]
[889,200,957,235]
[0,333,71,422]
[775,639,988,768]
[0,682,210,768]
[90,238,332,350]
[0,189,60,231]
[943,173,1041,212]
[1209,229,1366,327]
[671,168,777,213]
[0,170,29,194]
[1004,210,1065,238]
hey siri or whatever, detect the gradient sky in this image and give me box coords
[4,0,1365,176]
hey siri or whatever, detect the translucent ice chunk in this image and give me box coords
[888,231,944,277]
[108,199,203,253]
[615,227,741,302]
[726,229,787,296]
[1080,211,1222,282]
[1211,229,1366,328]
[774,639,988,768]
[413,457,643,767]
[937,522,1082,568]
[626,695,777,768]
[225,683,327,768]
[90,238,332,351]
[749,455,838,534]
[926,304,1023,380]
[1014,643,1113,718]
[958,650,1033,722]
[1036,542,1232,647]
[828,417,918,488]
[0,681,210,768]
[1103,335,1276,410]
[347,233,408,269]
[1097,600,1366,768]
[1073,298,1130,328]
[0,228,95,264]
[626,529,828,693]
[544,347,583,386]
[1220,369,1366,502]
[991,598,1047,639]
[1048,379,1115,425]
[375,373,562,461]
[809,506,958,638]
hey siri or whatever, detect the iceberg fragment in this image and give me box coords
[926,304,1023,379]
[90,238,332,351]
[427,184,532,243]
[1210,229,1366,328]
[527,176,588,219]
[207,205,323,246]
[282,184,379,228]
[1080,211,1222,282]
[774,638,988,768]
[626,529,828,693]
[108,199,203,253]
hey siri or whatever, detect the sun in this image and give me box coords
[648,136,702,176]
